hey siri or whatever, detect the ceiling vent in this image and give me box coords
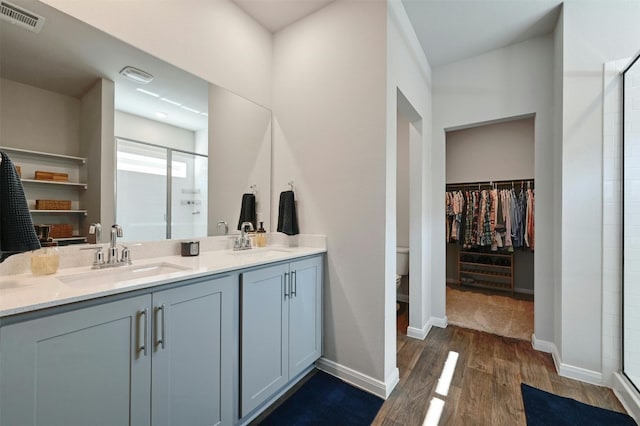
[119,66,154,84]
[0,1,45,33]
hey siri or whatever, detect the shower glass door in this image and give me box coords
[116,139,208,242]
[170,150,208,239]
[623,54,640,392]
[116,140,168,242]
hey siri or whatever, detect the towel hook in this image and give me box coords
[288,181,294,191]
[250,184,257,195]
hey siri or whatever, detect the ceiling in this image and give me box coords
[1,0,565,130]
[400,0,563,68]
[234,0,562,68]
[1,0,208,131]
[233,0,335,33]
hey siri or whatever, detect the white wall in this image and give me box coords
[602,58,626,388]
[41,0,273,108]
[272,0,389,393]
[114,111,196,152]
[561,0,640,379]
[81,78,115,236]
[386,0,433,388]
[208,84,271,236]
[396,107,410,248]
[552,6,564,379]
[433,36,555,344]
[0,78,80,156]
[446,117,535,183]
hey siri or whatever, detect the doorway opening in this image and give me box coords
[444,116,535,340]
[396,90,423,337]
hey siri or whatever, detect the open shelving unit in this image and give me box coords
[2,146,88,244]
[458,250,514,294]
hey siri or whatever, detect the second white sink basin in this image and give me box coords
[226,247,295,261]
[59,262,191,287]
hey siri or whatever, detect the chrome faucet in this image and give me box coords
[89,223,102,244]
[108,224,123,264]
[83,224,132,269]
[234,222,254,250]
[217,220,229,235]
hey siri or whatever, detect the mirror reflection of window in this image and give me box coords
[116,139,207,242]
[623,52,640,393]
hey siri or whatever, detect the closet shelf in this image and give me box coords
[460,279,512,291]
[0,146,86,164]
[21,179,87,189]
[460,270,512,279]
[30,210,87,216]
[459,261,511,269]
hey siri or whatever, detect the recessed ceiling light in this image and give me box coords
[119,66,154,84]
[136,88,160,97]
[181,106,200,114]
[155,112,168,119]
[160,97,181,106]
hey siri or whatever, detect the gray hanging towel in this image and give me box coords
[277,190,299,236]
[0,151,40,262]
[237,193,256,230]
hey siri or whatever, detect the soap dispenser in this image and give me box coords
[256,222,267,247]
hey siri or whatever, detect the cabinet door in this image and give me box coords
[151,275,235,426]
[240,263,289,417]
[0,296,151,426]
[288,256,323,378]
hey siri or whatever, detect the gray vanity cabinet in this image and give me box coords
[151,276,235,426]
[0,274,235,426]
[240,255,322,418]
[0,295,152,426]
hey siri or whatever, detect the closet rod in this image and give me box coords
[446,178,534,190]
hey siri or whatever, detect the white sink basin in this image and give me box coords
[59,262,191,287]
[227,247,294,258]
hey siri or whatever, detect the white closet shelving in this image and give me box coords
[1,146,88,244]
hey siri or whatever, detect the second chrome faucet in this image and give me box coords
[234,222,254,251]
[86,224,132,269]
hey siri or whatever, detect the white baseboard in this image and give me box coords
[407,322,431,340]
[406,316,447,340]
[531,334,603,386]
[558,362,603,386]
[316,357,398,399]
[431,315,448,329]
[514,287,534,295]
[612,372,640,423]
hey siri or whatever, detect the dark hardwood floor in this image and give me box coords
[372,325,627,425]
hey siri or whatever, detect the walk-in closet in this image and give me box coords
[445,116,535,341]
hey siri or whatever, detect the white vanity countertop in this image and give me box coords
[0,246,325,318]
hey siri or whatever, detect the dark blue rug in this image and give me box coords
[521,383,637,425]
[259,371,384,426]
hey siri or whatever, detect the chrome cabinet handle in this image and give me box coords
[156,304,166,349]
[284,272,289,299]
[138,308,148,357]
[291,270,297,297]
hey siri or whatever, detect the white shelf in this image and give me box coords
[0,146,86,164]
[52,236,87,242]
[21,179,87,189]
[30,210,87,216]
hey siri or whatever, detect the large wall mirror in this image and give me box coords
[0,0,271,244]
[623,53,640,392]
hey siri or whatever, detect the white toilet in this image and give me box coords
[396,247,409,307]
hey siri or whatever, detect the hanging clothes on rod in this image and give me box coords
[445,179,534,252]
